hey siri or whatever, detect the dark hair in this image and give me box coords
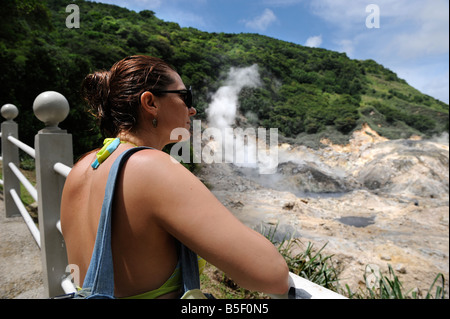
[82,55,176,137]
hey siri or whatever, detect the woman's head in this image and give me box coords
[82,55,177,137]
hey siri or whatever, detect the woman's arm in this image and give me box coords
[126,150,289,295]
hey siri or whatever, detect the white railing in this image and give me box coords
[1,93,75,298]
[0,91,346,299]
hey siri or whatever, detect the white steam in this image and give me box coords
[207,64,261,129]
[204,65,278,174]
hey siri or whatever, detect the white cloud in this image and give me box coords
[158,10,206,28]
[91,0,208,11]
[134,0,162,9]
[424,70,449,104]
[307,0,449,103]
[305,35,322,48]
[91,0,207,27]
[337,39,355,57]
[262,0,304,6]
[389,2,449,59]
[309,0,449,59]
[90,0,162,10]
[245,9,277,31]
[396,64,450,104]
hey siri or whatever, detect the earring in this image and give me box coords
[152,118,158,128]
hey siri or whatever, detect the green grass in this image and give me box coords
[359,73,449,139]
[263,224,341,291]
[346,264,447,299]
[0,162,37,222]
[0,163,36,205]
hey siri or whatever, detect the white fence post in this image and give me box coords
[33,92,73,298]
[1,104,21,218]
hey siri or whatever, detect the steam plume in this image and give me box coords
[207,64,261,129]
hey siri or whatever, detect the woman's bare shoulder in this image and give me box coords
[70,150,97,173]
[125,148,193,178]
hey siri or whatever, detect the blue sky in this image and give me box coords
[89,0,449,104]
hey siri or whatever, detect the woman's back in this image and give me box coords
[61,146,180,298]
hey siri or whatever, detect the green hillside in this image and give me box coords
[1,0,448,157]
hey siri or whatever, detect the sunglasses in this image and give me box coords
[151,86,193,108]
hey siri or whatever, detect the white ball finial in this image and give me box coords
[1,104,19,121]
[33,91,70,128]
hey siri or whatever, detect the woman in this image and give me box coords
[61,55,289,299]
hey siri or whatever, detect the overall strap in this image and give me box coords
[180,243,201,293]
[83,147,152,297]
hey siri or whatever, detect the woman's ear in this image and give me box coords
[140,91,158,116]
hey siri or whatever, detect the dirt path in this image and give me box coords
[0,194,44,299]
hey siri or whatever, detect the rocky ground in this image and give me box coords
[197,125,449,297]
